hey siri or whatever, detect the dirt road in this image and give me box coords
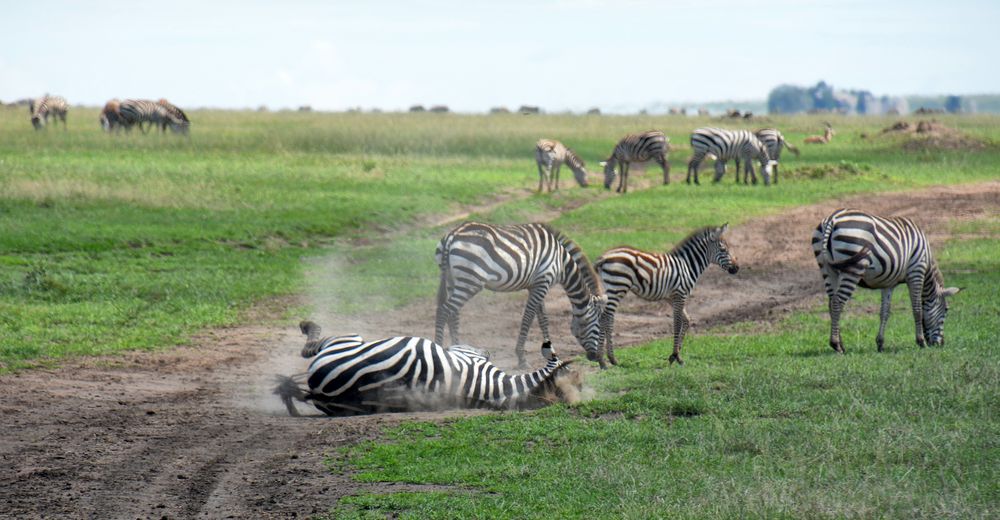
[2,182,997,518]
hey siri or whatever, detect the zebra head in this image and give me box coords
[709,223,739,274]
[922,284,961,346]
[571,294,606,361]
[600,160,616,190]
[31,114,44,130]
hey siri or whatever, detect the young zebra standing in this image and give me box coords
[686,128,776,186]
[29,95,68,130]
[435,222,606,368]
[734,128,799,184]
[812,209,961,353]
[535,139,589,192]
[118,99,187,134]
[595,225,739,366]
[601,130,670,193]
[278,321,576,415]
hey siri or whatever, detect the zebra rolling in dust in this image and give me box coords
[275,321,582,416]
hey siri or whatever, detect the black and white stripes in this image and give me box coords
[686,127,776,185]
[118,99,189,134]
[282,321,572,415]
[29,95,68,130]
[535,139,589,192]
[595,224,738,366]
[435,222,606,368]
[811,209,960,352]
[602,130,670,192]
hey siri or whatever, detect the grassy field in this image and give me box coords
[2,107,998,517]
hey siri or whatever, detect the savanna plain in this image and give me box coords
[0,108,997,518]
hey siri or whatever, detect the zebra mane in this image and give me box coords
[669,226,716,255]
[564,148,586,171]
[545,225,602,295]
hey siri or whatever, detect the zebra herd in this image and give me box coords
[24,94,190,134]
[536,127,802,193]
[282,207,960,417]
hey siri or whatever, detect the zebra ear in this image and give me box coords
[942,287,962,297]
[599,161,607,167]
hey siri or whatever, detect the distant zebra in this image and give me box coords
[686,128,776,185]
[118,99,187,134]
[29,95,68,130]
[157,99,190,134]
[99,99,125,132]
[812,209,961,353]
[535,139,589,192]
[277,320,578,415]
[733,128,799,184]
[595,224,738,366]
[601,130,670,193]
[435,222,606,368]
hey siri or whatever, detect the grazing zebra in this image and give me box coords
[99,99,125,132]
[118,99,187,134]
[157,98,191,134]
[601,130,670,193]
[733,128,799,184]
[812,209,961,353]
[29,95,68,130]
[277,320,578,415]
[435,222,606,368]
[535,139,589,192]
[686,128,776,186]
[595,224,739,366]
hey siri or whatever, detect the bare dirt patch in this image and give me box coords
[873,119,990,151]
[2,182,997,518]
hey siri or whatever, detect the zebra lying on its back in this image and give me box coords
[812,209,961,353]
[277,321,579,416]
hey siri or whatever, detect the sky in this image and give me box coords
[1,0,996,113]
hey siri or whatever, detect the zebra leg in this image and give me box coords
[600,290,626,367]
[828,269,863,353]
[668,297,690,365]
[748,163,758,185]
[658,155,670,185]
[537,161,547,193]
[686,157,698,184]
[535,300,551,344]
[714,160,725,184]
[438,284,481,345]
[905,270,928,347]
[516,284,551,368]
[619,163,629,193]
[876,287,894,352]
[734,158,741,182]
[774,163,779,184]
[553,163,561,191]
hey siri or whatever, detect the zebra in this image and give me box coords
[535,139,589,192]
[29,95,68,130]
[157,98,191,134]
[99,99,126,132]
[732,128,799,184]
[601,130,670,193]
[435,222,606,369]
[118,99,187,134]
[277,320,577,416]
[595,224,739,366]
[811,209,961,353]
[686,128,776,186]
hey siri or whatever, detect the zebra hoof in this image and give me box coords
[668,353,683,366]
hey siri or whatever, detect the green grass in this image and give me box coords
[332,226,999,519]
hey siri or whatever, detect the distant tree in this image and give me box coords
[767,84,811,114]
[944,95,962,113]
[808,81,837,111]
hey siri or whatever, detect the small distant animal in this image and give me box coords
[435,222,606,368]
[409,105,426,112]
[118,99,188,134]
[276,321,579,416]
[29,95,68,130]
[732,129,799,184]
[518,105,541,115]
[99,99,124,132]
[804,122,834,144]
[686,128,776,185]
[535,139,589,192]
[595,224,738,366]
[429,105,449,113]
[601,130,671,192]
[812,209,961,353]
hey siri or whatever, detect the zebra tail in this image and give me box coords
[273,374,309,417]
[784,139,801,157]
[818,218,870,269]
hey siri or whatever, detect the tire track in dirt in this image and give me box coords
[1,181,996,518]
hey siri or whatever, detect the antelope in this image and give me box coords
[804,122,834,144]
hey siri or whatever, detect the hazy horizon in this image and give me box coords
[2,0,996,113]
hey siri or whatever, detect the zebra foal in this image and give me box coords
[277,321,579,416]
[535,139,589,192]
[435,222,606,368]
[595,224,738,366]
[601,130,670,193]
[812,209,961,353]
